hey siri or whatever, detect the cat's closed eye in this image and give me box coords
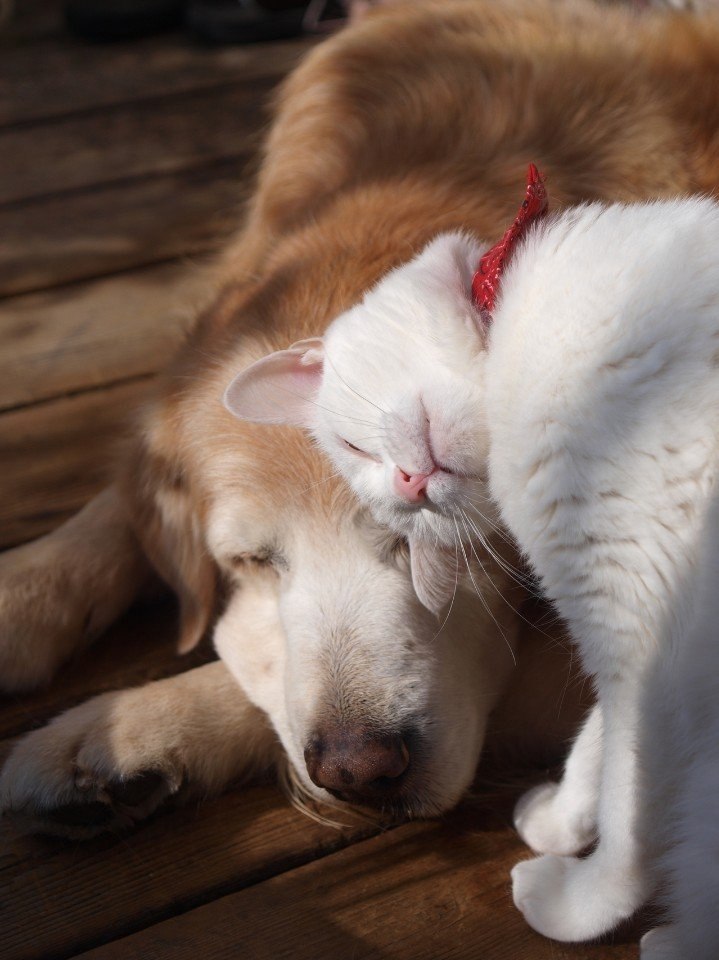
[340,438,381,462]
[343,439,363,453]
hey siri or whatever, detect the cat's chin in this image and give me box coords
[370,499,459,550]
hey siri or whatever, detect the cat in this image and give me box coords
[224,190,719,957]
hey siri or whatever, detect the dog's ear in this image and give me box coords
[224,337,324,427]
[409,537,458,616]
[130,458,216,654]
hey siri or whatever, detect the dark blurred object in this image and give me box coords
[65,0,347,43]
[187,0,347,43]
[65,0,185,40]
[186,0,306,43]
[303,0,347,34]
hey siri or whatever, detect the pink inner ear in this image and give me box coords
[224,343,324,427]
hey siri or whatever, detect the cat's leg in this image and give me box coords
[0,659,280,838]
[0,487,151,692]
[514,701,602,856]
[512,674,650,941]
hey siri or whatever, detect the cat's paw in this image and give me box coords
[0,692,183,838]
[514,781,597,856]
[640,927,682,960]
[511,853,645,942]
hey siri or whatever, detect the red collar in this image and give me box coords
[472,163,548,319]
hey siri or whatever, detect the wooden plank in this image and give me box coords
[73,808,646,960]
[0,82,274,206]
[0,780,380,960]
[0,36,314,126]
[0,158,245,297]
[0,261,202,411]
[0,379,153,549]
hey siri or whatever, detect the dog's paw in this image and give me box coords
[640,927,682,960]
[511,853,645,942]
[514,781,597,856]
[0,691,184,838]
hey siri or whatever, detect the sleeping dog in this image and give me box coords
[2,0,719,837]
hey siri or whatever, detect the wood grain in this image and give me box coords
[0,36,314,126]
[0,782,380,960]
[0,261,201,411]
[0,82,274,206]
[0,158,249,296]
[0,379,152,549]
[73,809,647,960]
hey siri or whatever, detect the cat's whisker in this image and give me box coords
[430,538,461,644]
[460,512,569,650]
[272,384,379,427]
[459,494,523,550]
[459,499,537,585]
[460,503,524,557]
[375,308,454,364]
[296,471,344,495]
[458,503,538,595]
[452,514,517,666]
[458,509,549,645]
[458,510,539,627]
[533,607,565,629]
[323,350,389,417]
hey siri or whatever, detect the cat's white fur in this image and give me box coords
[225,198,719,954]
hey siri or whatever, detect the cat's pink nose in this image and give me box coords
[394,466,432,502]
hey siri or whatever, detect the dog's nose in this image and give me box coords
[393,466,433,503]
[304,726,410,801]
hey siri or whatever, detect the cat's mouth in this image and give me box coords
[423,466,487,500]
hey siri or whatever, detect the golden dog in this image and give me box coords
[2,0,718,859]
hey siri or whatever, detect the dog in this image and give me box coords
[2,0,718,849]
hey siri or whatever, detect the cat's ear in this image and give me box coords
[409,537,458,616]
[224,338,324,427]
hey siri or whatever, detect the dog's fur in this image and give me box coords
[2,0,719,852]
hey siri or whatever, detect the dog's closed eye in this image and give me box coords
[228,549,288,572]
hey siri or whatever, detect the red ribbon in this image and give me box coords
[472,163,548,319]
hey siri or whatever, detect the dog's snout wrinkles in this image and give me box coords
[304,726,410,802]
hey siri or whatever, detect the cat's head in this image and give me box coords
[224,232,496,613]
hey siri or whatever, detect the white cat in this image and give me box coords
[224,194,719,957]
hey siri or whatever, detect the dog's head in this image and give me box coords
[204,425,517,818]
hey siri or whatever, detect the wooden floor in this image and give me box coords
[0,4,646,959]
